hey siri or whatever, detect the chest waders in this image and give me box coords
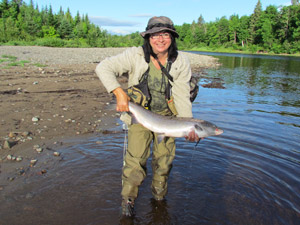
[122,60,177,206]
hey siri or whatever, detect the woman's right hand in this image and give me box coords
[112,87,130,112]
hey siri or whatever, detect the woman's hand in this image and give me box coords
[113,87,130,112]
[185,130,201,142]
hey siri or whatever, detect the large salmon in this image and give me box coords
[128,102,223,143]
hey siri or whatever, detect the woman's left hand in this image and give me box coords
[185,130,201,142]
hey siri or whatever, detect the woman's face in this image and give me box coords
[149,31,172,55]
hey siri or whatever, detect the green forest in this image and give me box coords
[1,0,300,55]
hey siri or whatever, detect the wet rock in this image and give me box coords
[39,169,47,175]
[18,169,25,175]
[33,144,43,153]
[16,156,23,162]
[201,81,225,89]
[21,131,31,137]
[8,132,17,138]
[8,177,15,181]
[36,147,43,153]
[30,159,37,166]
[3,140,17,149]
[53,152,60,156]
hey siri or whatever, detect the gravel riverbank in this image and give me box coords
[0,46,219,68]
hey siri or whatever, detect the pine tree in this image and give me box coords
[259,5,279,49]
[229,14,239,44]
[47,5,55,26]
[217,16,230,44]
[249,0,262,44]
[74,11,80,26]
[0,0,10,18]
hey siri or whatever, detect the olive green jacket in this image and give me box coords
[95,46,193,117]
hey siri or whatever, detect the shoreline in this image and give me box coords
[0,46,219,193]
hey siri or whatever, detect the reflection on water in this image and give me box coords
[1,52,300,225]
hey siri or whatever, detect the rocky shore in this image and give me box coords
[0,46,219,193]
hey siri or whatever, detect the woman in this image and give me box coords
[95,16,199,217]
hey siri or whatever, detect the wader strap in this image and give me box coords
[155,59,173,82]
[153,58,173,100]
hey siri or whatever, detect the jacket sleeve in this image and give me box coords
[95,48,134,93]
[171,53,193,118]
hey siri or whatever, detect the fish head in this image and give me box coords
[194,121,223,137]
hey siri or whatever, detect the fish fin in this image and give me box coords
[130,114,138,124]
[157,134,165,144]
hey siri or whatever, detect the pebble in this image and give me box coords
[33,144,43,153]
[53,152,60,156]
[36,147,43,153]
[30,159,38,166]
[32,116,40,122]
[39,169,47,175]
[16,156,23,162]
[21,131,30,137]
[19,169,25,175]
[33,144,40,149]
[8,132,16,138]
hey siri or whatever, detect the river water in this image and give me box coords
[1,52,300,225]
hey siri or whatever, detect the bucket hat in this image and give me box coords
[140,16,179,38]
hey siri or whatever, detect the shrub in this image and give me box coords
[34,38,65,47]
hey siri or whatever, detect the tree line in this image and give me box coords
[176,0,300,54]
[1,0,300,54]
[0,0,143,47]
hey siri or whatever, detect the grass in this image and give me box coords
[0,58,9,63]
[184,46,300,57]
[7,60,30,67]
[2,55,17,61]
[0,55,47,68]
[32,63,48,67]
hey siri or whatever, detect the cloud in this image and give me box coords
[90,15,147,35]
[129,14,153,18]
[108,28,132,35]
[89,16,140,27]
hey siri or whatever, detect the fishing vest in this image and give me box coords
[127,58,199,116]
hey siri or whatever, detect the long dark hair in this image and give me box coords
[142,32,178,63]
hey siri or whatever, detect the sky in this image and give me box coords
[25,0,292,35]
